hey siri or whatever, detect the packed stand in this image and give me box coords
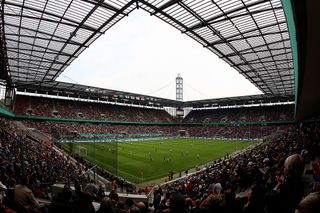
[0,118,137,212]
[153,123,320,213]
[184,104,294,123]
[21,121,179,139]
[14,95,175,123]
[1,122,318,213]
[22,120,293,140]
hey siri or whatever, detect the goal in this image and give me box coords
[76,145,88,157]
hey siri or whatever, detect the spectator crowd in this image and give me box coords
[14,95,175,123]
[184,105,294,123]
[0,95,319,212]
[1,119,318,213]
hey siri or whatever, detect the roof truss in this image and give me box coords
[1,0,294,100]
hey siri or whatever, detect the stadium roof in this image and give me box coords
[183,94,293,108]
[1,0,294,105]
[15,80,181,107]
[15,80,294,108]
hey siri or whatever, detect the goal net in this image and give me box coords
[76,145,88,157]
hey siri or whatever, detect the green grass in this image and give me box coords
[64,138,256,184]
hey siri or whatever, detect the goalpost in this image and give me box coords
[76,145,88,157]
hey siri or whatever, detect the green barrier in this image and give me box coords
[0,108,15,118]
[13,114,295,126]
[282,0,299,118]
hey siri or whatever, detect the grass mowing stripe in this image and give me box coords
[63,139,256,184]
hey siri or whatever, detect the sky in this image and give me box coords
[57,9,262,101]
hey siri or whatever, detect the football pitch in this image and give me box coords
[64,138,257,184]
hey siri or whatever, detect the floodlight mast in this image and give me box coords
[176,74,184,119]
[176,73,183,101]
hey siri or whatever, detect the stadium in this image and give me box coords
[0,0,319,213]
